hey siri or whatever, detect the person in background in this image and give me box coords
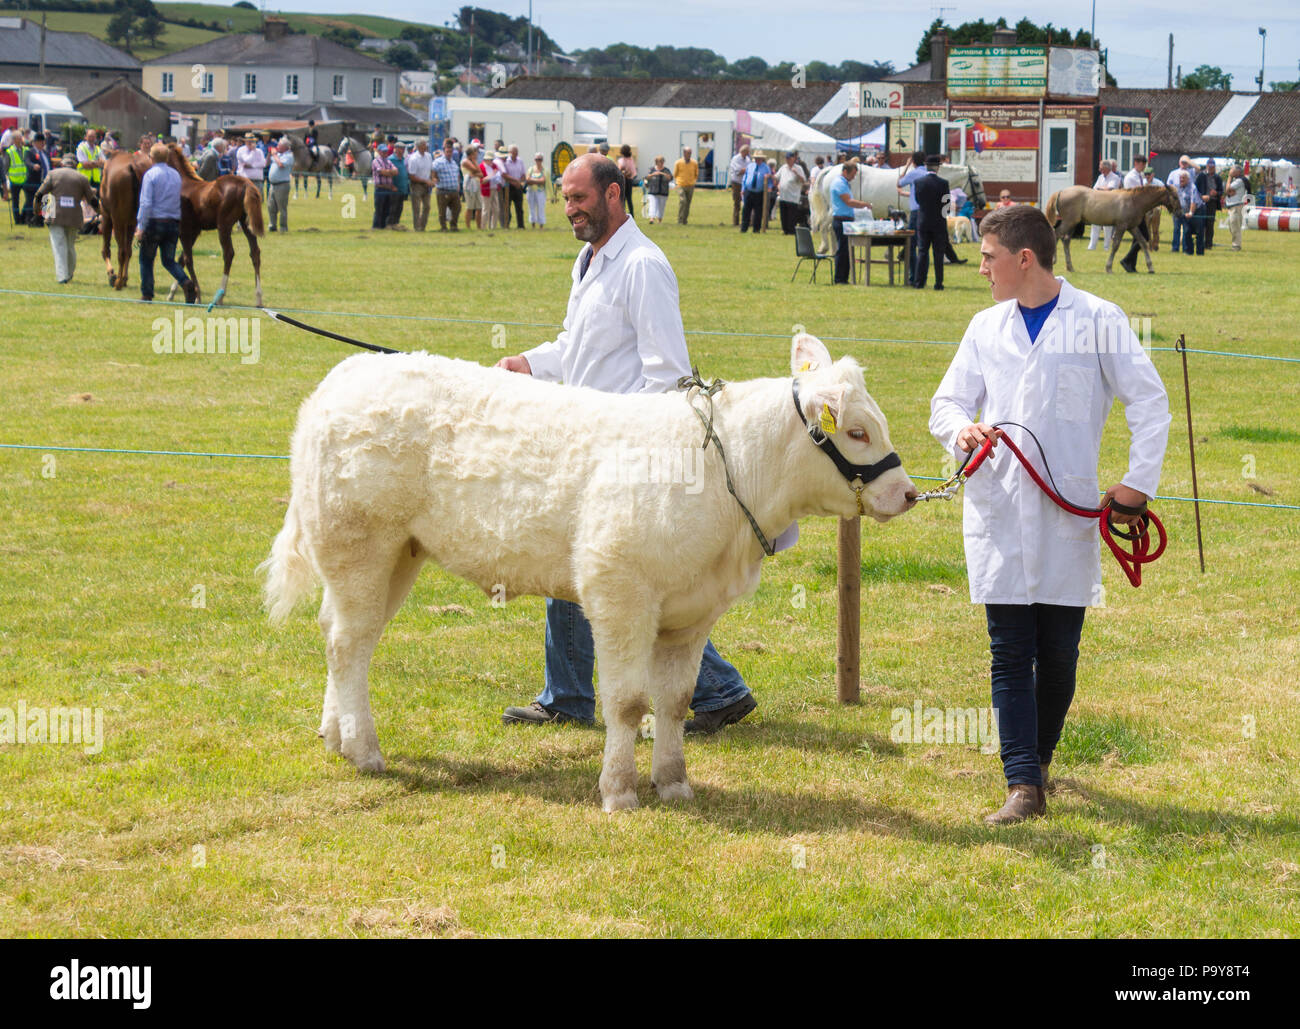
[1166,155,1194,252]
[616,143,637,219]
[480,147,502,229]
[490,146,510,228]
[34,153,98,283]
[1143,169,1161,248]
[930,203,1169,826]
[897,150,928,284]
[1117,154,1151,273]
[830,160,871,284]
[1224,164,1247,251]
[406,138,434,231]
[504,144,527,228]
[431,138,462,231]
[996,190,1015,208]
[727,143,750,226]
[5,129,33,225]
[739,152,771,234]
[74,128,103,218]
[1087,159,1121,250]
[774,150,807,235]
[1195,159,1223,250]
[134,142,196,304]
[370,144,396,229]
[25,134,52,228]
[460,141,483,230]
[525,151,548,228]
[674,146,698,224]
[764,158,779,226]
[643,154,670,223]
[388,141,409,228]
[266,138,294,232]
[235,133,265,183]
[913,154,950,291]
[1174,169,1204,255]
[195,137,226,181]
[257,131,271,197]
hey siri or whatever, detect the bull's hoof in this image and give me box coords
[601,790,639,813]
[653,780,694,803]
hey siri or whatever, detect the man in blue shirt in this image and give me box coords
[134,142,195,303]
[1173,170,1204,256]
[388,141,410,227]
[430,138,462,231]
[739,153,770,233]
[266,138,295,232]
[897,150,927,283]
[830,161,871,284]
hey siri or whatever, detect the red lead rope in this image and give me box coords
[963,433,1168,587]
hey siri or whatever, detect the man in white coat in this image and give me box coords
[1087,159,1122,250]
[930,204,1170,825]
[495,153,759,734]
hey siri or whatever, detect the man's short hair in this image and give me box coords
[585,155,623,202]
[149,142,169,163]
[980,204,1056,271]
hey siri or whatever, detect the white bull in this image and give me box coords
[809,162,986,255]
[261,333,917,812]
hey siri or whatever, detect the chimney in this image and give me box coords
[930,29,948,81]
[263,17,288,43]
[992,27,1018,47]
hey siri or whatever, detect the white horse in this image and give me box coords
[809,162,986,255]
[337,137,374,199]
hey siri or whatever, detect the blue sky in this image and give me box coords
[245,2,1299,89]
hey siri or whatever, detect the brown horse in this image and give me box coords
[1046,184,1179,274]
[99,150,151,290]
[162,144,265,306]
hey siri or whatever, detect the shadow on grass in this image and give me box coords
[1061,781,1300,843]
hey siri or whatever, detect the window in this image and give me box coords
[283,73,299,99]
[242,73,256,98]
[332,74,345,99]
[160,72,174,96]
[371,77,384,102]
[1048,127,1070,174]
[200,72,214,97]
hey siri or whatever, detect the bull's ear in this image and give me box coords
[802,382,848,436]
[791,333,833,375]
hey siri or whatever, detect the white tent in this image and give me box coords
[837,123,887,153]
[741,110,837,162]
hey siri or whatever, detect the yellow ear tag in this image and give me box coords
[800,362,811,372]
[819,406,837,435]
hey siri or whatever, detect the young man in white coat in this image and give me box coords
[930,204,1171,825]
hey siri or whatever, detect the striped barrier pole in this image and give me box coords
[1243,205,1300,231]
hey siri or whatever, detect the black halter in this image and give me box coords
[792,379,902,502]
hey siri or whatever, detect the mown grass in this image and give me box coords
[1,185,1297,937]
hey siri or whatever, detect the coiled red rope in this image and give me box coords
[964,432,1167,587]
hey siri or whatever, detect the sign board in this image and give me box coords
[428,96,446,121]
[848,82,905,118]
[1047,48,1101,99]
[947,45,1049,99]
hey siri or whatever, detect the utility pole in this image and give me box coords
[527,0,532,77]
[1176,64,1181,88]
[1167,34,1173,89]
[468,9,475,90]
[1257,27,1266,93]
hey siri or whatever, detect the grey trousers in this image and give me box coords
[48,224,78,281]
[268,182,290,230]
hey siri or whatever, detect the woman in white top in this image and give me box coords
[774,151,808,235]
[526,152,548,228]
[642,155,671,223]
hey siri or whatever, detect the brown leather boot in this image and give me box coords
[984,784,1047,825]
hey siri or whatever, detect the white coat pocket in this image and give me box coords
[577,301,625,351]
[1055,364,1094,423]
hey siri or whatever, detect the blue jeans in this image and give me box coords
[536,598,750,723]
[1185,210,1206,254]
[984,603,1087,788]
[1171,212,1187,252]
[137,218,187,299]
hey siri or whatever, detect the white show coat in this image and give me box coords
[930,278,1171,606]
[523,217,690,395]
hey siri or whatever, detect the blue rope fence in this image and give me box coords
[3,443,1296,511]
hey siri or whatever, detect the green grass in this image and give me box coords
[1220,425,1300,444]
[1,188,1298,937]
[0,9,223,62]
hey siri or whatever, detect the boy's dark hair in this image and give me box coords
[980,204,1057,270]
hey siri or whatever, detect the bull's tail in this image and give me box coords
[1045,191,1060,227]
[243,178,266,237]
[809,182,828,232]
[259,497,316,625]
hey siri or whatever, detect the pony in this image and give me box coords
[1045,184,1179,273]
[283,133,336,200]
[161,143,265,306]
[99,150,151,290]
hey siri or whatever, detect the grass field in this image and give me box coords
[0,9,222,62]
[1,186,1297,937]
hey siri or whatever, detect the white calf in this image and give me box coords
[262,333,916,811]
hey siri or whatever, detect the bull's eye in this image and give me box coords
[849,429,869,443]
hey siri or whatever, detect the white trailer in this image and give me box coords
[446,97,575,158]
[606,106,736,187]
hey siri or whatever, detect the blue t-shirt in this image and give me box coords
[898,166,926,211]
[830,176,854,217]
[1018,295,1060,344]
